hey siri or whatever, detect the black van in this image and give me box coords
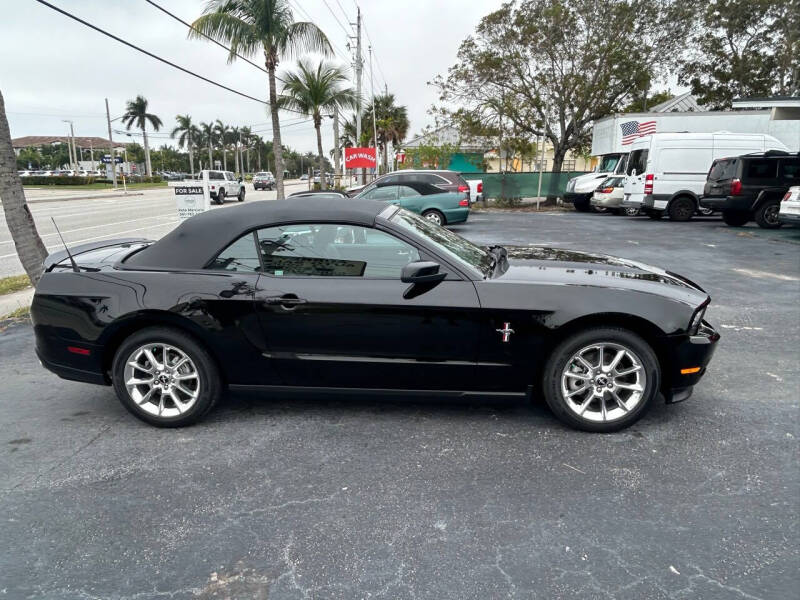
[701,151,800,228]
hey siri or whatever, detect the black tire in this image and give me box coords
[573,201,592,213]
[668,196,695,221]
[542,327,661,433]
[422,209,446,226]
[646,210,663,220]
[238,187,245,202]
[112,327,222,427]
[721,210,750,227]
[217,189,225,204]
[754,201,781,229]
[624,206,641,216]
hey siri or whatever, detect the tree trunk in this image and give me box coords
[222,145,227,171]
[0,89,47,284]
[188,134,194,176]
[207,140,212,167]
[234,142,239,175]
[383,141,389,175]
[267,55,285,199]
[548,143,567,204]
[332,108,341,186]
[142,128,152,177]
[316,116,326,191]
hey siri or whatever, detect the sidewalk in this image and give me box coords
[21,188,144,203]
[0,287,34,318]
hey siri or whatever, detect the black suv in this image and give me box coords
[701,151,800,228]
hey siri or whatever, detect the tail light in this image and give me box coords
[457,185,469,193]
[730,179,741,195]
[477,182,483,193]
[458,199,469,207]
[210,185,215,190]
[643,173,654,195]
[782,191,791,201]
[599,187,614,194]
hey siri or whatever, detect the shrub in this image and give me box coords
[23,176,97,186]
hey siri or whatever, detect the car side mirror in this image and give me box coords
[401,261,446,284]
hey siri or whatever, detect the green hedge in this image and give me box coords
[23,176,98,186]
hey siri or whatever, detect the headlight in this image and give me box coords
[689,305,706,335]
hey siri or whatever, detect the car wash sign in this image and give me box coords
[344,147,377,169]
[173,181,209,220]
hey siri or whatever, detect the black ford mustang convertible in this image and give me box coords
[32,199,719,432]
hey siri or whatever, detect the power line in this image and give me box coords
[288,0,351,64]
[321,0,351,37]
[143,0,269,75]
[34,0,271,106]
[333,0,352,23]
[362,20,388,91]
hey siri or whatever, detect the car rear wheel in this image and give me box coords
[755,201,781,229]
[216,189,225,205]
[624,206,641,216]
[722,210,750,227]
[668,197,695,221]
[542,327,660,432]
[422,209,446,226]
[238,187,245,202]
[112,327,221,427]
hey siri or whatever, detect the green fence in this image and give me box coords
[460,171,590,199]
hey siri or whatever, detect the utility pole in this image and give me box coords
[105,98,117,188]
[332,107,341,186]
[353,7,363,183]
[369,45,378,178]
[62,119,77,171]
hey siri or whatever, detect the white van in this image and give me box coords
[621,132,788,221]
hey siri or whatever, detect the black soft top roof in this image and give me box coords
[124,198,388,270]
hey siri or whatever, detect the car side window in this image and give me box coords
[419,174,445,185]
[207,233,260,272]
[744,159,777,180]
[396,185,421,198]
[256,224,420,279]
[778,159,800,182]
[363,186,399,200]
[208,171,224,180]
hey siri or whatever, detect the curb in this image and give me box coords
[23,191,145,204]
[0,287,34,318]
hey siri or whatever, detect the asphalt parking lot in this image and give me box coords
[1,210,798,599]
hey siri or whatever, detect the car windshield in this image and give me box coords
[597,155,620,172]
[708,159,737,180]
[389,208,493,275]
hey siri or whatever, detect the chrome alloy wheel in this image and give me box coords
[560,342,647,423]
[123,343,201,418]
[424,211,443,225]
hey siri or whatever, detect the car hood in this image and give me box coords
[493,245,708,303]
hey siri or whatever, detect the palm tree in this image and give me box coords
[363,93,409,174]
[199,121,215,168]
[121,95,162,177]
[230,126,241,174]
[0,88,47,284]
[279,60,356,190]
[240,126,253,172]
[190,0,331,199]
[171,114,197,175]
[214,120,230,170]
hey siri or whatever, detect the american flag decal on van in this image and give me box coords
[620,121,656,145]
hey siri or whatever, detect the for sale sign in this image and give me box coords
[344,147,377,169]
[173,182,209,220]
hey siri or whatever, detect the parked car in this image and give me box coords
[200,170,246,204]
[17,170,34,177]
[289,190,348,198]
[299,173,309,181]
[467,179,483,203]
[590,176,632,215]
[31,198,719,432]
[621,132,788,221]
[355,181,469,225]
[253,171,275,190]
[701,151,800,228]
[348,169,471,202]
[566,153,628,212]
[778,186,800,226]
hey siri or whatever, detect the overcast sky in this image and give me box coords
[1,0,505,154]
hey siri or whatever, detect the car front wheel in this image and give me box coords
[542,327,660,432]
[668,197,695,221]
[216,189,225,204]
[112,327,221,427]
[755,201,781,229]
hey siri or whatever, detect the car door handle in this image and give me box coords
[262,295,307,307]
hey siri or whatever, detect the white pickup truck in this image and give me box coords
[467,179,483,203]
[197,169,246,204]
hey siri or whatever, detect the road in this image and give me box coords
[1,211,798,599]
[0,180,312,278]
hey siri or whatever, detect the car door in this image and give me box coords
[395,185,424,213]
[361,185,401,203]
[252,222,482,390]
[226,172,239,195]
